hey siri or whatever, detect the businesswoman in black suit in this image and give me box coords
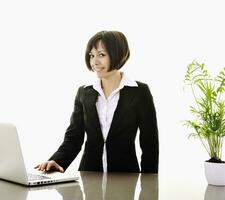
[35,30,159,173]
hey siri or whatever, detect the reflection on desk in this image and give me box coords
[0,180,28,200]
[2,171,225,199]
[204,185,225,200]
[0,171,158,200]
[80,172,158,200]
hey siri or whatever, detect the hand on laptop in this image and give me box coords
[35,160,64,173]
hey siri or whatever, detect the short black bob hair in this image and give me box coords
[85,31,130,71]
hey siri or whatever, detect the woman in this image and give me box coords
[35,30,159,173]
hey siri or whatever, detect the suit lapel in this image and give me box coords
[107,86,137,139]
[83,86,137,140]
[83,87,102,132]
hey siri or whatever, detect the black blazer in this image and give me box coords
[50,81,159,173]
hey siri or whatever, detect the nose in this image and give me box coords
[91,56,100,66]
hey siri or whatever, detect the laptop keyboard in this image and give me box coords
[28,173,51,181]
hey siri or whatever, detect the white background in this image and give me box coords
[0,0,225,194]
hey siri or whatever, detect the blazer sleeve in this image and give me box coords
[137,83,159,173]
[49,86,85,170]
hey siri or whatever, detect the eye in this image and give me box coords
[99,53,105,57]
[89,54,94,58]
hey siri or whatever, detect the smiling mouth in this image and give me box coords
[94,67,104,72]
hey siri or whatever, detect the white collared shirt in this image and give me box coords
[85,72,138,172]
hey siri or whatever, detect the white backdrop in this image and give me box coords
[1,0,225,187]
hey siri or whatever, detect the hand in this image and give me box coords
[35,160,64,173]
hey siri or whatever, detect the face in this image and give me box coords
[89,41,116,79]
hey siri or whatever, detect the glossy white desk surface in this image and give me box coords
[0,171,225,200]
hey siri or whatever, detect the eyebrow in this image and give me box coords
[89,50,106,54]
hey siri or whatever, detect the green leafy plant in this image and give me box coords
[184,61,225,162]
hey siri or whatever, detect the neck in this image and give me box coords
[101,71,122,97]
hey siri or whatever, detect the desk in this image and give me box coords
[0,171,225,200]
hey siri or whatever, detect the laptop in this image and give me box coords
[0,123,79,186]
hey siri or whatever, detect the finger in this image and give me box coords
[58,166,64,173]
[40,162,48,171]
[51,161,64,173]
[34,164,40,169]
[46,162,54,171]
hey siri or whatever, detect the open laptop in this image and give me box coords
[0,123,79,186]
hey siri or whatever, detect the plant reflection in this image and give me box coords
[204,185,225,200]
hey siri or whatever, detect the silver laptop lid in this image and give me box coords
[0,123,29,185]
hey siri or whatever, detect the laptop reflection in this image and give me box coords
[0,180,28,200]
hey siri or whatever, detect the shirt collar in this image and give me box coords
[119,72,138,88]
[84,72,137,98]
[84,72,138,90]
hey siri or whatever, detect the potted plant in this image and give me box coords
[184,61,225,186]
